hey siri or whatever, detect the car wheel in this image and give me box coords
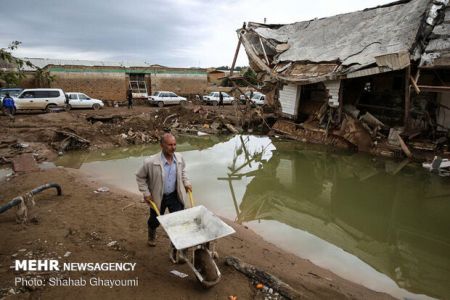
[179,100,186,107]
[45,104,57,113]
[65,104,72,111]
[92,103,100,110]
[158,101,164,108]
[212,101,218,106]
[231,100,236,106]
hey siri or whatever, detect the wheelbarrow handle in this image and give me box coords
[188,191,195,208]
[145,197,160,216]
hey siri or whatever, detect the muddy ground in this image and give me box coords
[0,168,394,299]
[0,103,271,166]
[0,104,394,299]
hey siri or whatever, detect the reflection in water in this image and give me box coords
[233,140,450,299]
[56,135,449,299]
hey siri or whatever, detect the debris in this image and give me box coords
[107,241,118,247]
[163,113,178,125]
[423,156,450,176]
[197,131,209,136]
[343,105,360,119]
[11,153,39,173]
[410,141,437,151]
[359,112,386,129]
[388,128,404,146]
[121,203,136,211]
[396,133,413,159]
[170,270,189,278]
[63,251,71,257]
[225,124,239,134]
[225,256,304,300]
[95,187,110,193]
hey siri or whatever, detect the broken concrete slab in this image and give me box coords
[12,153,39,173]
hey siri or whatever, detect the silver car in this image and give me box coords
[148,91,187,107]
[66,92,104,110]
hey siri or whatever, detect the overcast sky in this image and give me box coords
[1,0,394,68]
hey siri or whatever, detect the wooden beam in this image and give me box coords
[230,37,242,77]
[417,85,450,93]
[259,37,270,66]
[410,75,421,94]
[230,23,246,76]
[404,66,411,130]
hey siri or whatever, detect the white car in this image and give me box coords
[148,91,187,107]
[203,92,235,106]
[14,88,66,112]
[66,92,104,110]
[250,93,266,106]
[240,91,263,103]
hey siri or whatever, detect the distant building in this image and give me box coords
[12,58,208,102]
[207,69,231,85]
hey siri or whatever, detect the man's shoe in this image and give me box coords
[148,229,156,247]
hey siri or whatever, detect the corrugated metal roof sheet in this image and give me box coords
[248,0,430,68]
[241,0,450,81]
[421,2,450,67]
[20,57,158,71]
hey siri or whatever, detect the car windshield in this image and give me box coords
[208,92,215,96]
[153,92,161,96]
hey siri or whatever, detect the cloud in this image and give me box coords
[0,0,393,67]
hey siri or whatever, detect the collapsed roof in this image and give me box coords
[240,0,448,83]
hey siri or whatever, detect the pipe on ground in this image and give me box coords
[0,183,62,214]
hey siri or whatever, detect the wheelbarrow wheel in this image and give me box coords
[194,248,219,284]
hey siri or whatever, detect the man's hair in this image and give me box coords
[160,132,175,145]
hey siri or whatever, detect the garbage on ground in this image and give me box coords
[170,270,189,278]
[95,187,110,193]
[197,131,209,136]
[422,156,450,176]
[107,241,118,247]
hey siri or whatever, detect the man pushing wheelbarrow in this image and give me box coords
[136,133,192,260]
[136,133,235,286]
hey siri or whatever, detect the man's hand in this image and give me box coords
[143,195,152,207]
[185,184,192,193]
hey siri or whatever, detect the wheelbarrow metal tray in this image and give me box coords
[157,205,235,250]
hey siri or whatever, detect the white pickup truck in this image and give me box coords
[203,92,235,106]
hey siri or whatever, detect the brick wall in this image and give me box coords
[150,73,208,96]
[50,72,127,101]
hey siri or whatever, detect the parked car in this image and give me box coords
[66,92,104,110]
[250,93,266,106]
[203,92,235,106]
[148,91,187,107]
[14,88,66,112]
[240,91,263,104]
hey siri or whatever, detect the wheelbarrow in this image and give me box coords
[152,192,235,287]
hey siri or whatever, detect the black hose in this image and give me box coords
[0,183,62,214]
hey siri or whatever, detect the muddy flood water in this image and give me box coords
[55,135,450,300]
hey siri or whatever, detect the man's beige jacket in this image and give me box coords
[136,152,191,210]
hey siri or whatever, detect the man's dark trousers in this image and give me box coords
[148,191,184,230]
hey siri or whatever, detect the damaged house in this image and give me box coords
[239,0,449,158]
